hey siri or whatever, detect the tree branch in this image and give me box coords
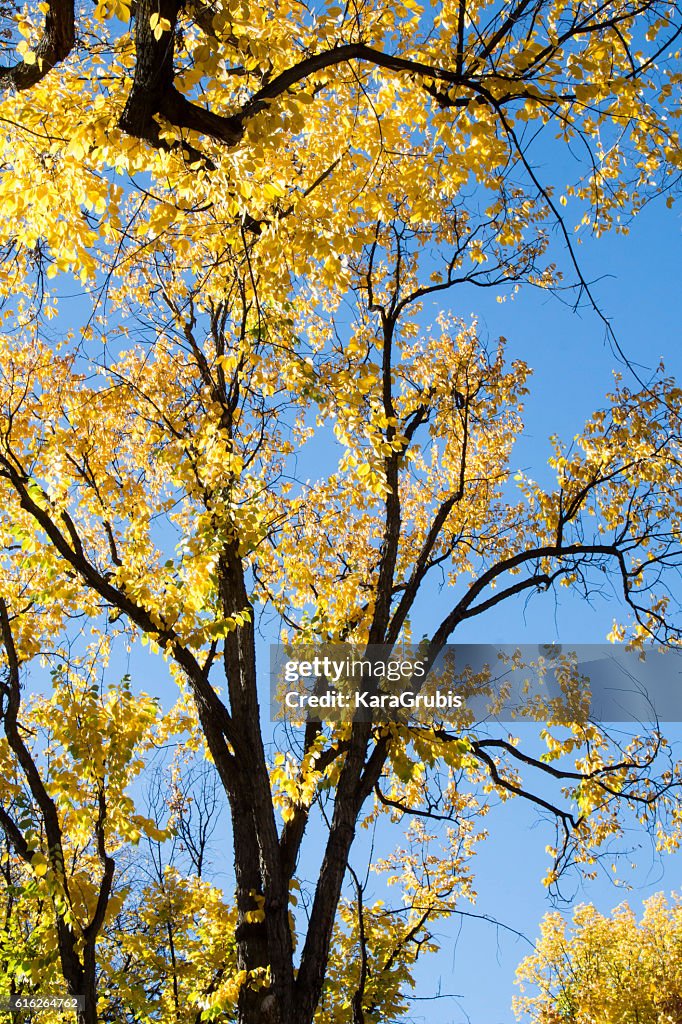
[0,0,74,90]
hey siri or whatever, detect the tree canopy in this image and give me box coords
[0,0,681,1022]
[515,893,682,1023]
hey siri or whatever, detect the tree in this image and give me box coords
[514,893,682,1023]
[0,0,681,1022]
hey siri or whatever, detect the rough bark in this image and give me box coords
[0,0,74,90]
[218,543,295,1024]
[118,0,244,148]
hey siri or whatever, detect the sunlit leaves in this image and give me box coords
[0,1,680,1020]
[515,894,682,1024]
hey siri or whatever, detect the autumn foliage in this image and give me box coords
[515,894,682,1024]
[0,0,681,1021]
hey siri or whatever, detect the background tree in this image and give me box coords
[0,1,681,1023]
[514,893,682,1024]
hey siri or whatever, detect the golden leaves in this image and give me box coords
[149,12,172,39]
[515,895,682,1024]
[0,4,679,1017]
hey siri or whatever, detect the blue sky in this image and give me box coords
[252,180,682,1023]
[389,184,682,1023]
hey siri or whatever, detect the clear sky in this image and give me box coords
[386,185,682,1024]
